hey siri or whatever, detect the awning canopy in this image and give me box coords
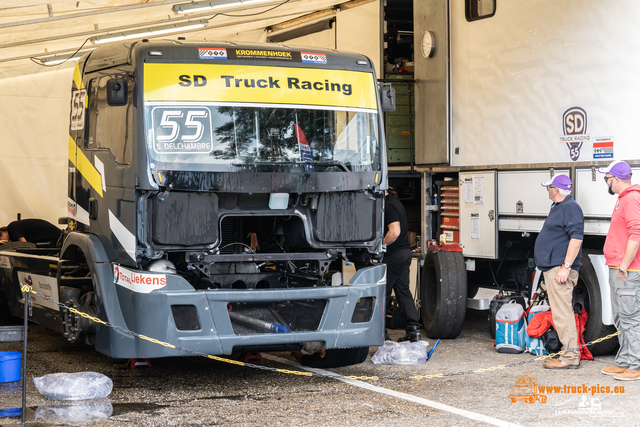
[0,0,372,67]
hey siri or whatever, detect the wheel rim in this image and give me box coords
[424,264,437,321]
[573,275,591,316]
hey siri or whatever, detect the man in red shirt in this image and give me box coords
[599,161,640,381]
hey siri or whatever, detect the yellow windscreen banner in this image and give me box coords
[143,63,378,110]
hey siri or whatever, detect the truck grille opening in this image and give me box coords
[228,300,326,335]
[219,214,311,253]
[171,305,202,331]
[220,217,243,254]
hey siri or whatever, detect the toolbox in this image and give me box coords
[0,326,24,342]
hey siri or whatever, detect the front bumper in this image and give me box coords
[94,264,386,358]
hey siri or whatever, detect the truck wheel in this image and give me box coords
[0,295,15,325]
[467,285,479,299]
[573,250,618,356]
[420,250,467,339]
[0,276,21,325]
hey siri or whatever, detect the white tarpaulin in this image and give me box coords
[0,0,380,226]
[0,63,74,226]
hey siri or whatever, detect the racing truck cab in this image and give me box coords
[0,40,389,358]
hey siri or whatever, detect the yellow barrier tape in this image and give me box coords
[344,375,379,380]
[19,284,626,381]
[207,355,245,366]
[276,369,313,377]
[68,308,107,325]
[408,374,445,380]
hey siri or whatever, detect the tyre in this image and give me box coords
[489,306,497,339]
[0,294,15,325]
[0,274,21,326]
[573,250,618,356]
[467,285,480,299]
[420,250,467,339]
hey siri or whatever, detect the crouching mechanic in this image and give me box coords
[534,174,584,369]
[599,161,640,381]
[0,219,62,245]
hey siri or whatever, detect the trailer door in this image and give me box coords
[414,0,449,165]
[458,170,497,259]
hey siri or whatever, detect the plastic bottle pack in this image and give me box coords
[33,372,113,401]
[372,340,439,365]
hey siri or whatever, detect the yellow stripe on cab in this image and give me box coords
[68,136,103,198]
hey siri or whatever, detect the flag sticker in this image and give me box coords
[301,52,327,64]
[593,137,614,159]
[199,48,227,59]
[295,123,315,172]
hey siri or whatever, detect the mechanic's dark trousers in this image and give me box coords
[383,248,420,326]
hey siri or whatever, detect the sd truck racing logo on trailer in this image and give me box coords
[561,107,588,161]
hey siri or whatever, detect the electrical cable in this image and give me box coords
[208,0,292,20]
[30,0,293,67]
[218,242,254,253]
[30,37,91,67]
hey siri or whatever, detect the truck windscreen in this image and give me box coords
[143,63,380,172]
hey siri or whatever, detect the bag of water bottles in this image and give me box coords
[33,372,113,401]
[372,340,439,365]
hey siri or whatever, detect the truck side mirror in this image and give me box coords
[379,84,396,112]
[107,78,127,106]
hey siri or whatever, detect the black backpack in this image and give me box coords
[542,327,562,353]
[386,296,406,330]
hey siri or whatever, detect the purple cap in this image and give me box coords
[541,174,572,191]
[598,160,633,179]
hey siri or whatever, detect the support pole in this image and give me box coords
[407,80,414,174]
[21,288,28,426]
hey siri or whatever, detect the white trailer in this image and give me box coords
[407,0,639,354]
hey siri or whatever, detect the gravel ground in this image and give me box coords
[0,306,636,426]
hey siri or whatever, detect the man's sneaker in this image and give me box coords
[614,369,640,381]
[398,325,421,343]
[602,366,627,376]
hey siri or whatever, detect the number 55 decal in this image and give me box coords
[70,90,87,131]
[157,111,183,143]
[182,111,208,142]
[152,107,213,154]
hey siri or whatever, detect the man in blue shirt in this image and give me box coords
[534,174,584,369]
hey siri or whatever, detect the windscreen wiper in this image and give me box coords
[302,160,350,172]
[234,160,350,172]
